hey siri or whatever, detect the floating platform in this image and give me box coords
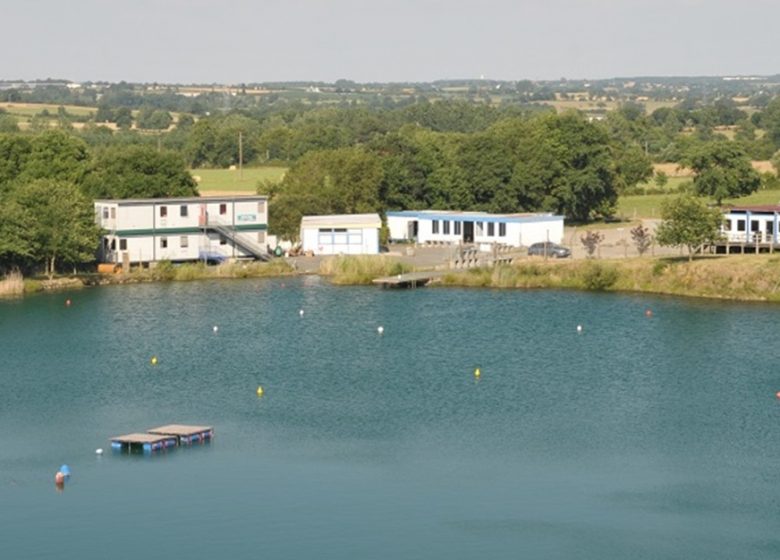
[110,433,178,454]
[147,424,214,445]
[372,271,444,288]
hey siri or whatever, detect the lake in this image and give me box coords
[1,278,780,559]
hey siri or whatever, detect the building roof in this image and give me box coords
[726,205,780,214]
[300,213,381,229]
[94,195,267,205]
[386,210,563,224]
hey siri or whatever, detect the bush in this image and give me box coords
[581,262,618,290]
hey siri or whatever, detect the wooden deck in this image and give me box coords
[147,424,214,444]
[372,271,445,288]
[110,433,178,453]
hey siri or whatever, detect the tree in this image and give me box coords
[682,141,760,205]
[655,195,723,261]
[630,224,653,256]
[654,170,668,188]
[5,180,101,277]
[269,147,383,240]
[580,230,604,258]
[81,145,198,199]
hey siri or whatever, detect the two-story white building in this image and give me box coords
[386,210,564,248]
[95,195,269,264]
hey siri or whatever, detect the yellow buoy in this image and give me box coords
[474,367,481,379]
[256,386,264,397]
[150,356,158,366]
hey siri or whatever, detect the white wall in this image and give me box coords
[396,215,564,247]
[301,227,379,255]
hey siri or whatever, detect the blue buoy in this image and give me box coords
[59,464,71,478]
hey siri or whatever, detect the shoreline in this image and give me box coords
[5,254,780,304]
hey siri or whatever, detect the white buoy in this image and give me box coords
[377,326,384,335]
[576,324,583,333]
[95,448,103,455]
[213,325,219,333]
[299,309,304,317]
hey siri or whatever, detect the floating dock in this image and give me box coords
[372,271,444,288]
[110,433,178,454]
[147,424,214,445]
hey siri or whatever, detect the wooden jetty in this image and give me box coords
[110,433,178,454]
[147,424,214,445]
[372,271,445,288]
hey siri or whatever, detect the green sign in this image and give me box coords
[237,213,257,222]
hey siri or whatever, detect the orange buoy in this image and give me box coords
[55,471,65,484]
[775,391,780,399]
[65,299,72,307]
[645,309,653,317]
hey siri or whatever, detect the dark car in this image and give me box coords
[527,241,571,258]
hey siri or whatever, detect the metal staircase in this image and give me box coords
[203,217,271,261]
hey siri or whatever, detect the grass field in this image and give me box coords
[0,102,96,119]
[618,187,780,219]
[193,167,288,194]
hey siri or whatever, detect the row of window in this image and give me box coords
[725,219,775,233]
[109,232,267,252]
[158,202,267,218]
[430,220,507,237]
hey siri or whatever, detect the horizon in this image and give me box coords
[3,0,779,85]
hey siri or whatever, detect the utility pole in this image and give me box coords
[238,131,243,180]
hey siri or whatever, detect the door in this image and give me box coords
[463,221,474,243]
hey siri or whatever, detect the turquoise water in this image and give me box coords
[2,278,780,559]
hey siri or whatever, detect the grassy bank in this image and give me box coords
[437,255,780,302]
[12,260,296,295]
[319,255,412,284]
[120,260,295,282]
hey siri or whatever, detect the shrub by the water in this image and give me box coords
[319,255,412,284]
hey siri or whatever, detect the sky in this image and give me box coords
[2,0,778,84]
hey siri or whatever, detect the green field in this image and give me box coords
[192,167,288,193]
[619,188,780,219]
[0,102,96,119]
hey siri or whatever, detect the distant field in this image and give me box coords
[193,167,287,194]
[534,99,677,114]
[0,102,96,118]
[619,188,780,219]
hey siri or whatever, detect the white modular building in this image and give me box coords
[386,210,564,248]
[300,214,381,255]
[95,195,269,264]
[721,205,780,243]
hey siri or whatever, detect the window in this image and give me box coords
[737,220,745,232]
[751,220,759,232]
[219,203,227,215]
[432,220,439,234]
[454,221,461,235]
[102,207,109,219]
[443,220,450,234]
[487,222,495,236]
[180,205,188,217]
[110,239,116,250]
[724,219,732,231]
[768,222,775,235]
[160,206,167,218]
[257,201,266,214]
[180,236,188,248]
[119,239,127,251]
[499,222,506,237]
[160,237,168,249]
[257,231,266,244]
[110,207,116,219]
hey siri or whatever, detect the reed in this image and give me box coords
[0,270,24,297]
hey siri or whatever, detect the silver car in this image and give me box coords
[527,242,571,258]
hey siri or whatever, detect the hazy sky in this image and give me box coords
[3,0,778,83]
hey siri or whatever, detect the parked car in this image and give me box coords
[527,242,571,258]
